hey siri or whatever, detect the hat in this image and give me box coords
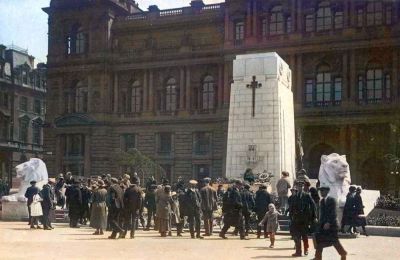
[282,171,290,177]
[111,177,119,183]
[48,178,56,184]
[290,187,298,191]
[189,180,198,185]
[97,180,105,187]
[234,179,243,185]
[203,177,211,183]
[318,185,330,191]
[30,180,37,185]
[244,184,251,189]
[171,191,177,196]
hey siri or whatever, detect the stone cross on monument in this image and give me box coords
[246,76,262,117]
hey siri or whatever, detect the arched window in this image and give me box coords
[67,24,87,55]
[269,6,284,35]
[316,1,332,31]
[165,78,178,112]
[131,80,142,113]
[201,76,215,110]
[366,1,383,26]
[358,62,391,104]
[75,81,88,113]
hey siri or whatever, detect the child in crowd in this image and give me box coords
[259,203,280,248]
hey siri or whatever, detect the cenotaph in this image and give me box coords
[225,53,296,191]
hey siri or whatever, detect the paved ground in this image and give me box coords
[1,222,400,260]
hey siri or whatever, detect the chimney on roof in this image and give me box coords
[191,0,205,10]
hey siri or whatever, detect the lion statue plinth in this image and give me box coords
[318,153,351,207]
[1,158,48,202]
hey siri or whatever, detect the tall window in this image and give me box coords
[316,66,332,105]
[334,78,342,103]
[201,76,215,110]
[262,18,268,37]
[121,88,130,113]
[193,132,211,155]
[131,80,142,113]
[165,78,178,112]
[194,164,211,180]
[121,134,136,152]
[0,92,8,108]
[32,119,42,145]
[76,83,88,113]
[0,116,9,140]
[158,133,172,154]
[366,1,383,26]
[334,10,344,29]
[234,21,245,44]
[358,66,391,104]
[357,8,364,27]
[305,14,314,32]
[385,5,393,25]
[269,6,284,36]
[34,100,42,114]
[22,70,28,85]
[19,96,28,111]
[66,134,85,156]
[19,117,29,143]
[286,16,292,33]
[67,25,87,55]
[160,164,172,183]
[316,2,332,31]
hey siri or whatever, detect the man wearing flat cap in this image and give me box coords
[313,186,347,260]
[40,179,56,230]
[254,183,272,238]
[185,180,203,239]
[290,180,316,257]
[25,180,39,226]
[122,178,143,238]
[200,177,217,236]
[67,179,82,228]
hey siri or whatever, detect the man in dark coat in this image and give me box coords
[200,177,217,236]
[40,180,55,230]
[219,180,247,240]
[290,180,316,257]
[341,186,357,233]
[254,184,271,238]
[122,180,143,238]
[80,182,91,225]
[67,180,82,228]
[25,180,39,226]
[314,186,347,260]
[185,180,203,239]
[108,178,125,239]
[144,183,157,230]
[241,184,255,236]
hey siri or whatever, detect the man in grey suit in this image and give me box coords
[313,185,347,260]
[200,177,217,236]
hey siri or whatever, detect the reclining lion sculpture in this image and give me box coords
[1,158,48,202]
[318,153,351,207]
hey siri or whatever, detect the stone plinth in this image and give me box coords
[1,201,29,221]
[226,53,296,191]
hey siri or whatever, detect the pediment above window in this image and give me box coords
[54,113,96,127]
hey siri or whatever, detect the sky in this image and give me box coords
[0,0,221,65]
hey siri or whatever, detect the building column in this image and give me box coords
[224,8,231,44]
[291,0,297,32]
[296,0,303,32]
[148,70,154,112]
[392,49,399,102]
[342,51,349,103]
[113,73,119,113]
[296,54,303,105]
[223,61,231,107]
[87,75,92,113]
[252,0,258,37]
[349,50,356,102]
[339,126,348,154]
[180,67,185,110]
[343,0,350,28]
[218,64,224,108]
[185,66,191,111]
[143,70,148,111]
[246,2,252,37]
[349,126,359,183]
[55,135,61,174]
[84,134,91,178]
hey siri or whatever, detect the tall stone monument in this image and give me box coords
[225,53,296,190]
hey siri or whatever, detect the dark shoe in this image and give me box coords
[144,227,150,231]
[49,226,54,229]
[240,237,250,240]
[30,226,36,229]
[196,234,204,239]
[130,232,135,239]
[177,233,183,237]
[341,255,347,260]
[108,236,117,239]
[93,231,100,235]
[44,227,52,230]
[100,230,104,235]
[36,226,42,229]
[304,251,309,256]
[257,234,261,239]
[203,233,210,236]
[168,231,172,236]
[292,253,302,257]
[119,232,126,239]
[219,233,228,239]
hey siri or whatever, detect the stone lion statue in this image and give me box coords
[318,153,351,207]
[1,158,48,202]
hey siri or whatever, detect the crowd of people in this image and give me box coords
[20,169,371,260]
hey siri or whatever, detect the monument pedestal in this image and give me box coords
[1,201,29,221]
[226,53,296,191]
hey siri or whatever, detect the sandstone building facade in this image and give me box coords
[0,45,47,183]
[43,0,400,194]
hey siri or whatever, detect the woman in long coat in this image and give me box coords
[156,185,172,237]
[90,180,108,235]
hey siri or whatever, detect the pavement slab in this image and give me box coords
[1,222,400,260]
